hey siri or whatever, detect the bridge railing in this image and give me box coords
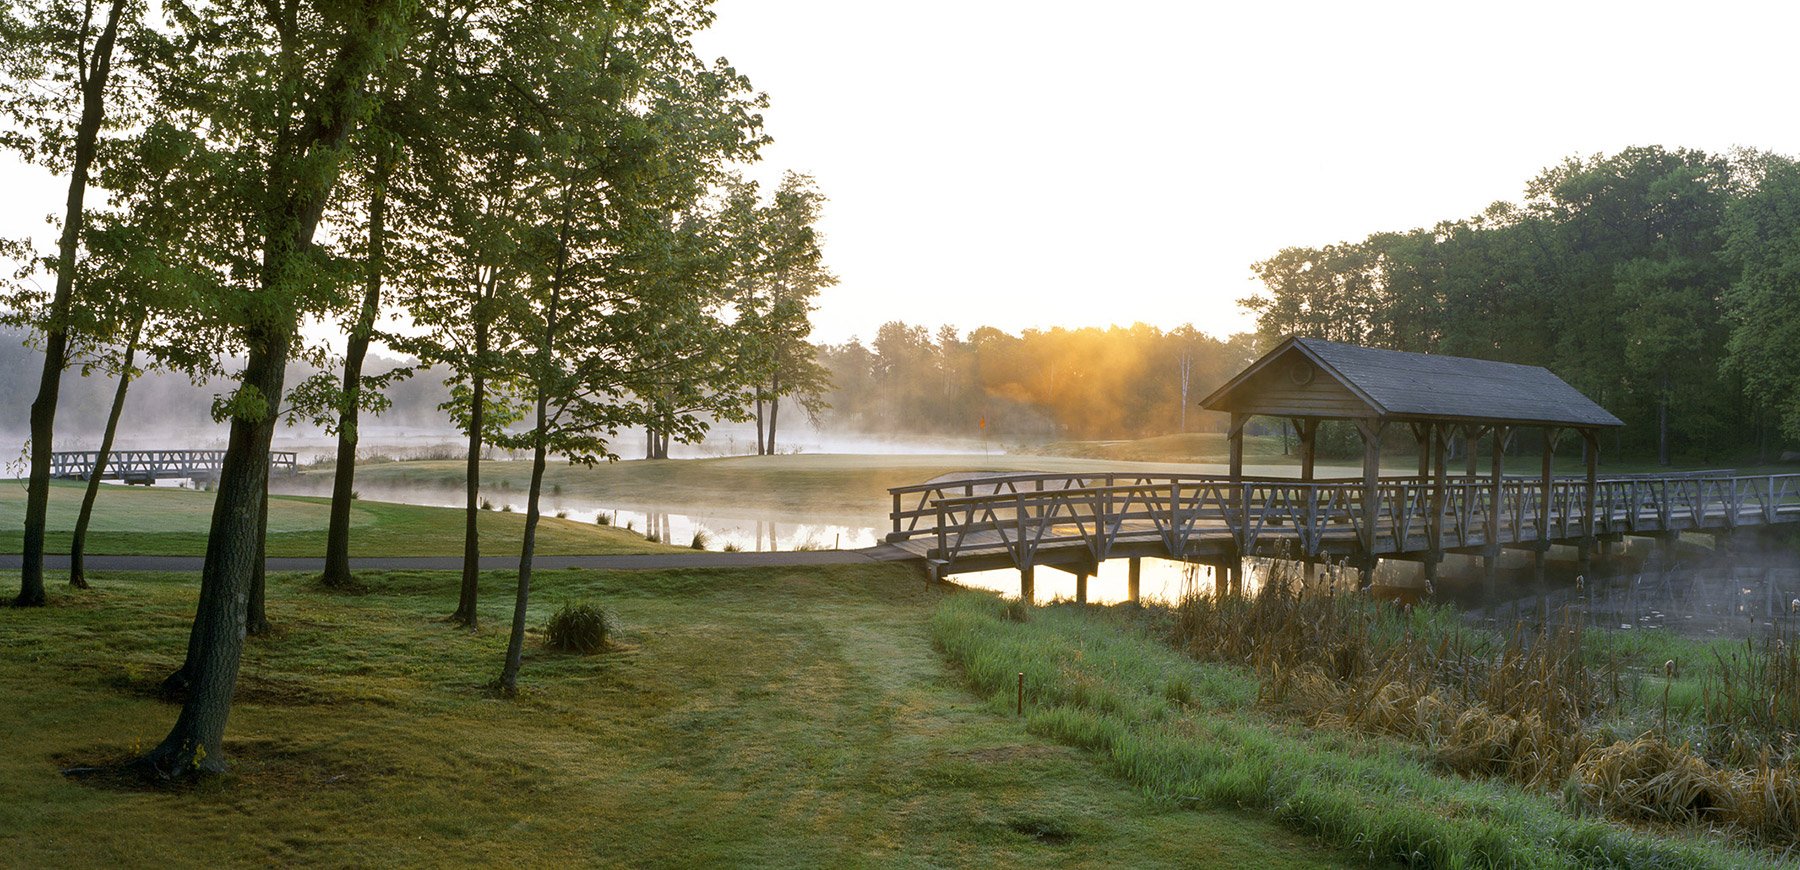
[899,472,1800,570]
[49,449,300,481]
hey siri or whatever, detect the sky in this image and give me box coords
[4,1,1799,348]
[688,0,1800,344]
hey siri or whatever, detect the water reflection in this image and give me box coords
[946,537,1800,642]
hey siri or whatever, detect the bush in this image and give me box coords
[555,509,569,519]
[480,498,494,511]
[545,601,613,654]
[596,512,611,526]
[689,530,708,550]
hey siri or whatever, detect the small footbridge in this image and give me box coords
[887,469,1800,585]
[50,450,300,484]
[885,338,1800,601]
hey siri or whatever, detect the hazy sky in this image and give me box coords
[691,0,1800,343]
[4,1,1798,349]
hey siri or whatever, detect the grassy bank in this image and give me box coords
[932,593,1775,868]
[0,480,675,557]
[0,565,1350,867]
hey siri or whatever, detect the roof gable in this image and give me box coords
[1202,337,1624,428]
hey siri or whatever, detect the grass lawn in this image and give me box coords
[0,479,678,558]
[0,565,1351,868]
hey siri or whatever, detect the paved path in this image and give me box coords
[0,544,923,574]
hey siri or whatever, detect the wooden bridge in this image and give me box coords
[49,450,300,485]
[885,337,1800,602]
[887,470,1800,583]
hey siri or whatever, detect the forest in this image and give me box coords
[805,147,1800,465]
[1241,146,1800,465]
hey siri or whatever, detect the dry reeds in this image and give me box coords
[1162,553,1800,847]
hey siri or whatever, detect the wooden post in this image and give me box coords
[1540,428,1558,549]
[1463,426,1485,479]
[1020,565,1034,604]
[1127,557,1142,604]
[1295,418,1318,482]
[1075,570,1088,605]
[1487,425,1507,577]
[1411,422,1430,481]
[1228,412,1247,481]
[1580,428,1598,577]
[1355,417,1384,586]
[1427,424,1448,588]
[1228,412,1248,544]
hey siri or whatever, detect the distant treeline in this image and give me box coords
[1244,145,1800,464]
[815,323,1258,441]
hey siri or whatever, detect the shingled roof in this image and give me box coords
[1202,336,1624,428]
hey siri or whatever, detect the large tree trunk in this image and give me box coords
[450,316,487,628]
[141,337,288,774]
[138,0,405,774]
[322,148,390,589]
[19,0,125,607]
[69,318,141,588]
[246,474,271,636]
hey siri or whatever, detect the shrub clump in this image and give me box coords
[545,602,614,654]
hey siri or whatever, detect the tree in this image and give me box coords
[490,0,764,696]
[1,0,135,606]
[64,119,227,588]
[1724,154,1800,444]
[725,172,834,455]
[135,0,415,778]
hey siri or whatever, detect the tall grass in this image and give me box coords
[1160,558,1800,849]
[932,593,1757,867]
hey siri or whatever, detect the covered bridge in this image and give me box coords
[1201,336,1623,582]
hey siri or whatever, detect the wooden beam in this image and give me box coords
[1293,418,1318,482]
[1228,412,1248,482]
[1430,424,1449,561]
[1582,428,1599,542]
[1355,418,1384,578]
[1540,427,1559,547]
[1489,425,1507,561]
[1462,425,1487,478]
[1411,422,1430,480]
[1127,557,1142,604]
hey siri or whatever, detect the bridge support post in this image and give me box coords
[1127,557,1141,604]
[1019,565,1035,605]
[1075,571,1088,606]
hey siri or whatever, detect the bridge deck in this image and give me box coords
[888,472,1800,575]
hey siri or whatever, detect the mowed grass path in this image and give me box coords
[0,480,678,558]
[0,566,1350,867]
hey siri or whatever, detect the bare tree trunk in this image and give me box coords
[754,390,765,456]
[500,398,547,698]
[765,371,780,455]
[246,474,270,636]
[69,318,141,588]
[500,251,562,695]
[20,0,125,607]
[322,148,390,589]
[451,318,488,629]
